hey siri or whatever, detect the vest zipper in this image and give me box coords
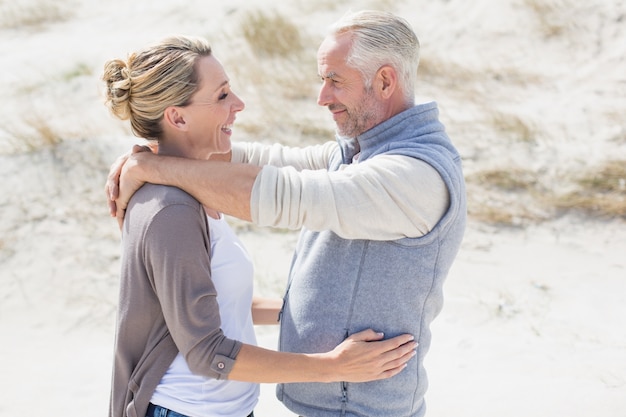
[340,328,349,416]
[340,381,348,416]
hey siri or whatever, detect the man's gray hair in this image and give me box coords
[330,10,420,105]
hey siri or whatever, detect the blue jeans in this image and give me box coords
[146,403,254,417]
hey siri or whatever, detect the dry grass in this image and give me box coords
[241,10,305,58]
[3,114,64,153]
[16,61,93,96]
[490,111,536,143]
[228,9,329,146]
[466,160,626,224]
[521,0,583,38]
[0,0,75,29]
[418,55,543,91]
[465,159,626,225]
[2,99,99,155]
[417,56,480,91]
[467,189,553,226]
[61,62,93,81]
[469,203,522,226]
[2,59,97,154]
[468,167,539,192]
[553,160,626,218]
[466,166,550,226]
[237,9,318,98]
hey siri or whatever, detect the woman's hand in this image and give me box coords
[324,329,417,382]
[251,297,283,325]
[229,329,417,384]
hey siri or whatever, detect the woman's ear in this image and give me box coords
[163,106,188,131]
[376,65,398,99]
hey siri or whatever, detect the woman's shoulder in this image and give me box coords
[132,183,201,212]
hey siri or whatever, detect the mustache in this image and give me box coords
[328,104,347,112]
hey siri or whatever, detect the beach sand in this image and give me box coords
[1,0,625,415]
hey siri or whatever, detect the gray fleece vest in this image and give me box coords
[276,103,466,417]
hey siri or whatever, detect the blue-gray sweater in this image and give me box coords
[276,103,467,417]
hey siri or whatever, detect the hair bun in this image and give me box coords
[102,58,133,120]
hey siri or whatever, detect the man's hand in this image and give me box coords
[104,144,153,229]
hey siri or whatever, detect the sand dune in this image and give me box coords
[0,0,624,416]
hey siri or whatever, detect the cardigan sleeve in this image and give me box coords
[144,202,242,379]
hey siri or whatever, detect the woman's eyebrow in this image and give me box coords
[212,79,229,93]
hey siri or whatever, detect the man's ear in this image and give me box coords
[376,65,398,99]
[163,106,188,131]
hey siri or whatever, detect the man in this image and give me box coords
[107,10,466,417]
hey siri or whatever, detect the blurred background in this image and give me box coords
[0,0,624,416]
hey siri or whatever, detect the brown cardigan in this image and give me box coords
[109,184,242,417]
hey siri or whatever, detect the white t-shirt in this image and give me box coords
[150,214,259,417]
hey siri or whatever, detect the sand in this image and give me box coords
[1,0,625,416]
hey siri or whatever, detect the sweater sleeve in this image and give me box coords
[231,141,337,170]
[250,154,450,240]
[144,203,242,379]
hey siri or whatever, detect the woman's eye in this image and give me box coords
[219,92,228,100]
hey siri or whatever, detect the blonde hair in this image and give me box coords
[102,35,212,140]
[330,10,419,105]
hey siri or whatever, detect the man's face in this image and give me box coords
[317,33,383,138]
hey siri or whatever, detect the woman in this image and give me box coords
[102,36,416,417]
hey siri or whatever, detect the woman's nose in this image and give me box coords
[232,92,245,112]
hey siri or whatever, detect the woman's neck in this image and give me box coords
[157,141,188,158]
[158,141,221,219]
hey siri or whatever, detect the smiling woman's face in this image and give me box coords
[181,55,245,159]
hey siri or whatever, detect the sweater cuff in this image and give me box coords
[209,354,236,379]
[230,143,246,163]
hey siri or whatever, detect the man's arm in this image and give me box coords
[105,141,334,227]
[232,141,337,171]
[110,150,261,226]
[106,145,448,239]
[251,155,449,240]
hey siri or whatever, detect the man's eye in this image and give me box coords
[219,92,228,100]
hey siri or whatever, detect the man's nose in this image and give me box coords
[317,81,332,107]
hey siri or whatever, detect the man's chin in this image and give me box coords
[335,133,353,141]
[334,125,353,139]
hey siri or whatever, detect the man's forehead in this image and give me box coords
[317,33,352,73]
